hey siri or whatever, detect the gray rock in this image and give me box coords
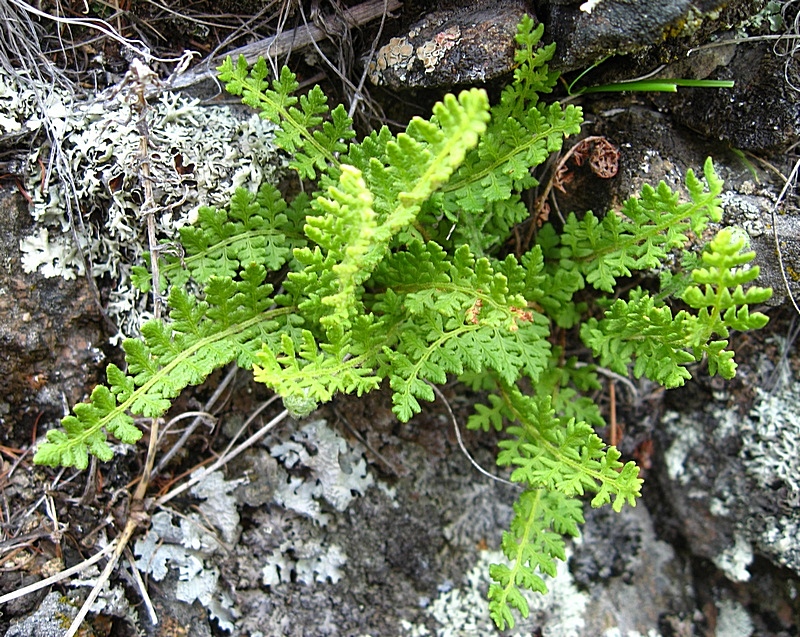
[0,190,105,444]
[671,42,800,152]
[536,0,766,71]
[367,0,528,88]
[4,592,77,637]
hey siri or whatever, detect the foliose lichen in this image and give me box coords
[7,66,284,339]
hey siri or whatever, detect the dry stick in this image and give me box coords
[130,59,164,320]
[64,518,142,637]
[156,402,287,508]
[170,0,402,89]
[66,59,170,637]
[347,0,391,120]
[63,416,162,636]
[608,380,619,447]
[124,545,158,625]
[0,540,118,605]
[770,156,800,317]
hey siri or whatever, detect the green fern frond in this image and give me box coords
[252,325,383,418]
[132,184,307,293]
[425,18,580,254]
[488,489,583,630]
[372,242,550,420]
[441,100,583,254]
[217,57,355,180]
[498,389,642,510]
[34,269,288,469]
[581,227,771,386]
[561,157,724,293]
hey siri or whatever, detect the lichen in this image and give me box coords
[270,419,374,522]
[715,598,754,637]
[711,533,753,582]
[10,66,283,339]
[133,471,246,632]
[402,549,588,637]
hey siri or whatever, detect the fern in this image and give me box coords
[559,158,724,293]
[581,227,771,386]
[36,183,306,468]
[488,488,583,629]
[34,15,772,630]
[218,58,355,180]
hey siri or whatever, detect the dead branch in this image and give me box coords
[170,0,402,90]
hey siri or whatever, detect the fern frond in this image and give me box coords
[581,227,771,386]
[498,388,642,510]
[132,184,307,293]
[34,269,287,469]
[217,57,355,180]
[252,321,384,417]
[488,489,583,630]
[441,102,583,254]
[386,89,490,233]
[372,242,550,420]
[560,157,724,292]
[496,17,560,120]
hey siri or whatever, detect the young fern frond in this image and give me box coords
[581,227,771,387]
[302,89,491,336]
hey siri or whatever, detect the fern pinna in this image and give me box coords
[34,17,771,629]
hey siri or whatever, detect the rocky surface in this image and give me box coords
[0,190,106,443]
[367,0,528,88]
[536,0,768,71]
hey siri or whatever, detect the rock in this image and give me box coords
[647,341,800,635]
[670,42,800,152]
[367,0,528,88]
[535,0,766,72]
[4,592,77,637]
[574,505,696,636]
[0,189,105,446]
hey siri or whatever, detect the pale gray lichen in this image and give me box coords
[662,410,702,484]
[270,419,374,522]
[402,549,588,637]
[715,598,754,637]
[6,66,283,339]
[261,538,347,587]
[744,383,800,495]
[256,420,373,591]
[134,470,246,632]
[711,532,753,582]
